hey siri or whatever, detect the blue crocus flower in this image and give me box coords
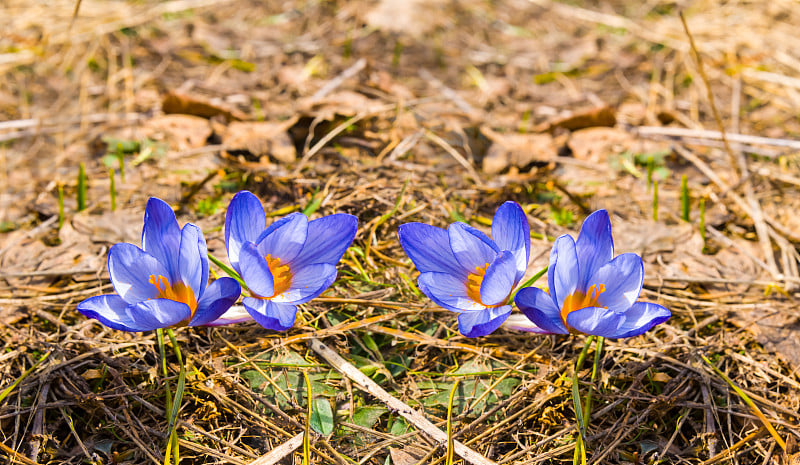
[220,190,358,331]
[514,209,670,338]
[398,201,530,337]
[77,198,242,331]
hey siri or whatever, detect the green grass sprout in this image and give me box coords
[701,354,786,451]
[0,351,50,404]
[680,174,690,221]
[699,198,706,244]
[652,180,659,221]
[446,379,460,465]
[77,162,87,211]
[163,329,186,465]
[57,184,65,229]
[109,168,116,211]
[303,370,312,465]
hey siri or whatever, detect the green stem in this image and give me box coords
[446,379,460,465]
[77,162,87,212]
[164,329,186,465]
[109,168,116,212]
[303,370,312,465]
[583,336,604,428]
[572,336,595,465]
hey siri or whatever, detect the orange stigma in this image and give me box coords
[265,254,292,297]
[149,275,198,317]
[465,263,508,307]
[560,284,605,324]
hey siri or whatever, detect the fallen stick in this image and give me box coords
[248,432,304,465]
[634,126,800,153]
[307,337,497,465]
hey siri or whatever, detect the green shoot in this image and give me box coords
[652,180,659,221]
[164,329,186,465]
[699,198,706,243]
[680,174,690,221]
[701,354,786,451]
[109,169,116,212]
[57,184,65,229]
[116,146,125,181]
[303,370,312,465]
[302,190,322,216]
[572,336,595,465]
[156,330,174,462]
[583,336,604,428]
[646,158,654,192]
[77,162,87,211]
[0,351,50,404]
[343,30,352,59]
[519,109,531,133]
[393,40,403,67]
[446,379,460,465]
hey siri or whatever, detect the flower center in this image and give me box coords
[560,284,605,325]
[465,262,507,307]
[265,254,292,298]
[149,275,198,316]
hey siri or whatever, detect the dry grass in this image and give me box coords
[2,1,800,464]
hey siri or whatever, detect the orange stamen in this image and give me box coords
[560,284,605,324]
[148,275,198,323]
[464,263,509,307]
[265,254,292,298]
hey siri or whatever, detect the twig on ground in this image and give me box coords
[310,58,367,102]
[308,337,498,465]
[248,432,304,465]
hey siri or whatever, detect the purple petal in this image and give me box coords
[566,306,624,337]
[515,286,569,334]
[271,263,336,304]
[548,235,579,310]
[77,295,141,332]
[591,253,644,313]
[575,210,614,289]
[610,302,671,338]
[418,272,484,312]
[124,299,193,331]
[502,313,552,333]
[491,201,530,281]
[238,242,274,298]
[178,223,208,298]
[448,223,500,272]
[141,197,181,280]
[457,306,512,337]
[243,297,298,331]
[190,277,242,326]
[291,213,358,268]
[398,223,464,276]
[225,191,266,273]
[480,251,517,306]
[256,213,308,263]
[108,243,169,304]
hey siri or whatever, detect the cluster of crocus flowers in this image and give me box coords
[398,206,670,339]
[398,201,530,337]
[219,190,358,331]
[513,209,671,338]
[78,193,358,333]
[77,198,241,331]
